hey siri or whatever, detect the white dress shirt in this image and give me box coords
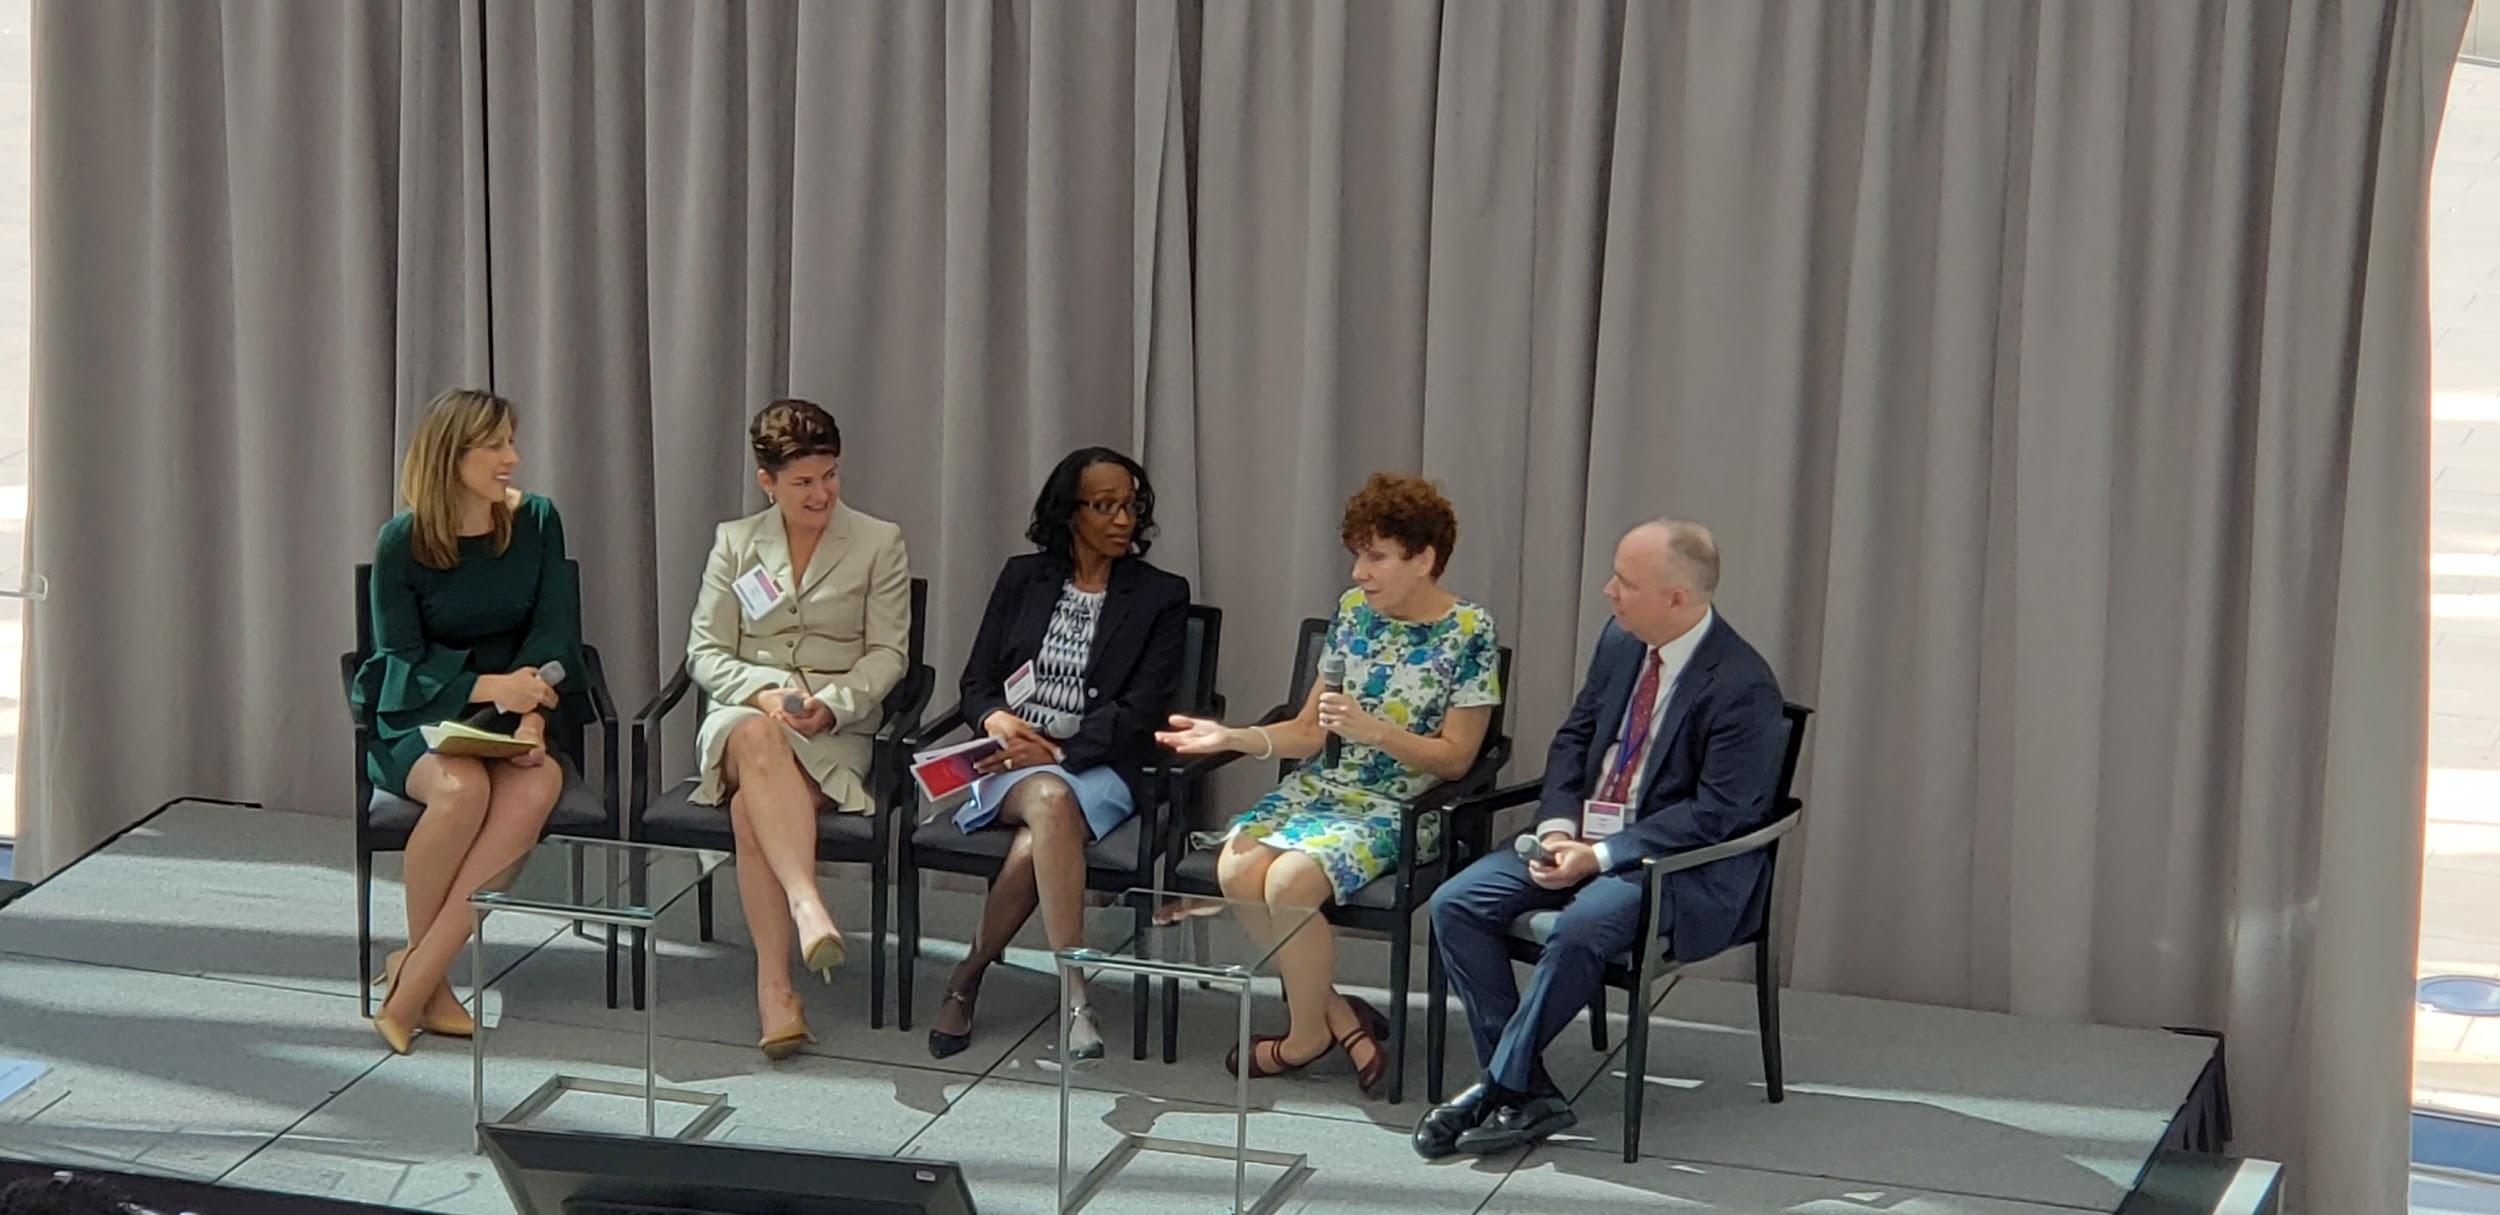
[1537,609,1715,871]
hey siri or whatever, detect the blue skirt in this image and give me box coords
[953,763,1135,840]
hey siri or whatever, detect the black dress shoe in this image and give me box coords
[1411,1081,1497,1159]
[1453,1094,1577,1155]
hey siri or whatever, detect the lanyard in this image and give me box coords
[1602,665,1658,800]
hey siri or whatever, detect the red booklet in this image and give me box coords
[911,737,1005,803]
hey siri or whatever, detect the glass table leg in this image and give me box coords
[1057,956,1074,1212]
[643,925,657,1136]
[1235,976,1251,1213]
[471,911,486,1153]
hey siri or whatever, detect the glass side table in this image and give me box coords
[1052,890,1321,1215]
[465,837,728,1147]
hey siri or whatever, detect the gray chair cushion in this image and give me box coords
[365,755,607,835]
[911,809,1148,873]
[1171,843,1401,910]
[638,778,877,848]
[1172,843,1221,891]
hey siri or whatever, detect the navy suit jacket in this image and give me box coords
[957,553,1191,795]
[1539,614,1786,961]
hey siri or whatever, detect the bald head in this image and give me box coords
[1607,519,1719,644]
[1640,519,1719,596]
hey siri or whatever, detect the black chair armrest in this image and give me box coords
[628,664,696,838]
[908,700,971,752]
[632,664,696,734]
[864,667,936,859]
[1637,811,1801,881]
[1446,777,1542,823]
[581,645,620,733]
[1443,775,1541,858]
[1405,737,1512,821]
[874,677,934,783]
[578,646,622,824]
[876,668,935,747]
[338,653,370,739]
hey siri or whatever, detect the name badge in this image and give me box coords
[1581,799,1628,840]
[1005,660,1038,710]
[731,566,786,621]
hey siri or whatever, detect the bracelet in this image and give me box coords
[1248,725,1276,760]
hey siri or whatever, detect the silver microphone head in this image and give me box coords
[1318,652,1347,690]
[782,692,810,716]
[537,659,567,687]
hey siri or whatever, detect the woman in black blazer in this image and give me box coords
[928,446,1191,1061]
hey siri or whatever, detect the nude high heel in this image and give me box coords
[371,954,417,1056]
[375,948,478,1037]
[792,899,847,982]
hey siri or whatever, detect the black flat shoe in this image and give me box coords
[927,987,978,1060]
[1454,1093,1577,1155]
[1412,1080,1497,1159]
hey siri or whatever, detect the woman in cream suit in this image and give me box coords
[688,398,912,1058]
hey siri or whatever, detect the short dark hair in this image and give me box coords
[1026,447,1157,563]
[0,1174,134,1215]
[1341,472,1457,577]
[749,399,843,474]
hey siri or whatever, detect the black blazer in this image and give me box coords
[957,553,1192,789]
[1537,614,1786,961]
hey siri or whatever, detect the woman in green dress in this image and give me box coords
[1157,474,1502,1096]
[350,388,585,1054]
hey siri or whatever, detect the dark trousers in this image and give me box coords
[1428,844,1663,1094]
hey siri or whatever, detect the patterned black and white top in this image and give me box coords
[1027,582,1103,739]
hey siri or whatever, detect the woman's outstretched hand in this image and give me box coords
[1155,714,1231,755]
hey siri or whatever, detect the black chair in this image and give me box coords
[341,560,623,1018]
[896,604,1224,1056]
[625,577,933,1028]
[1426,701,1813,1162]
[1157,616,1512,1104]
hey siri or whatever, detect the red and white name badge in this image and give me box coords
[732,566,786,621]
[1581,799,1628,840]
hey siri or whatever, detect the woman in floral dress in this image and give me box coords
[1158,473,1502,1096]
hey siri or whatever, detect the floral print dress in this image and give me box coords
[1226,588,1503,901]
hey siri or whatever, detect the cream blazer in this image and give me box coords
[687,502,912,810]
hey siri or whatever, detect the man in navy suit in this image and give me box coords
[1416,520,1786,1157]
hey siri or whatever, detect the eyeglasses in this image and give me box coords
[1081,499,1139,519]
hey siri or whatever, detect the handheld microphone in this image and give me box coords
[1318,653,1347,768]
[782,690,811,716]
[1513,834,1557,866]
[462,659,566,728]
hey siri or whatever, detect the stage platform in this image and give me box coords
[0,801,2235,1214]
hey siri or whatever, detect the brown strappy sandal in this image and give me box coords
[1335,1014,1388,1097]
[1224,1033,1332,1078]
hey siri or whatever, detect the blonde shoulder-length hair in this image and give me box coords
[401,388,517,570]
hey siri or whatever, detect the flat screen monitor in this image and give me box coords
[0,1159,415,1213]
[480,1124,977,1215]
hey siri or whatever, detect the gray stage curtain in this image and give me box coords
[476,0,1140,732]
[25,1,2468,1205]
[22,0,487,868]
[1165,1,2460,1192]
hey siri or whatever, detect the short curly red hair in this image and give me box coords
[1341,472,1457,577]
